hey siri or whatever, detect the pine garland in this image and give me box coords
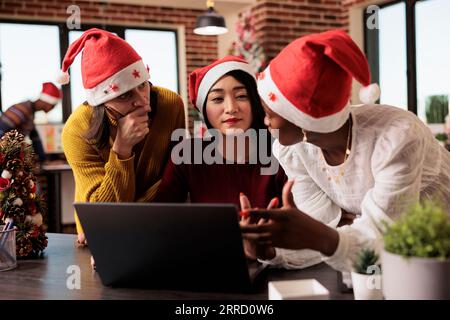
[0,130,48,258]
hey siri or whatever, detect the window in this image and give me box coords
[125,29,178,94]
[378,2,407,109]
[0,23,62,123]
[365,0,450,122]
[0,22,180,122]
[69,28,179,112]
[69,29,179,111]
[415,0,450,121]
[68,31,85,113]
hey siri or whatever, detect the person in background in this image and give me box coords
[60,29,185,245]
[0,82,62,161]
[240,29,450,272]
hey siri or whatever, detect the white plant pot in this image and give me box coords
[382,249,450,300]
[351,272,383,300]
[427,123,445,135]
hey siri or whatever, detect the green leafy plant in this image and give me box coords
[435,133,448,142]
[426,95,449,124]
[353,249,380,275]
[383,200,450,259]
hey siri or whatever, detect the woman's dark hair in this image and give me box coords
[203,69,272,157]
[84,82,157,151]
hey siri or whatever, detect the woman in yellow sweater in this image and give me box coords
[59,29,185,244]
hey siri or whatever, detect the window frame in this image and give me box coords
[0,19,180,123]
[364,0,420,115]
[0,19,65,120]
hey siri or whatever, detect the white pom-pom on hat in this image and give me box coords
[359,83,380,104]
[56,70,70,85]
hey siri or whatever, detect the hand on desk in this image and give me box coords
[91,255,96,270]
[77,233,88,246]
[75,233,96,270]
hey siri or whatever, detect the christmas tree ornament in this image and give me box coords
[0,130,48,258]
[231,8,267,73]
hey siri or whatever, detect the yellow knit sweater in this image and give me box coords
[62,86,185,234]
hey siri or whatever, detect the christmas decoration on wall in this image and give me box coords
[230,8,267,73]
[0,130,47,258]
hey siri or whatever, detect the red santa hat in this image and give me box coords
[257,29,380,133]
[57,28,150,107]
[189,55,256,113]
[39,82,62,105]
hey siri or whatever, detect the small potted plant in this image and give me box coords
[351,249,382,300]
[382,199,450,299]
[426,95,448,135]
[435,133,448,148]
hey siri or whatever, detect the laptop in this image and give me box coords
[74,202,267,291]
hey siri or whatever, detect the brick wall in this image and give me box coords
[342,0,373,6]
[250,0,347,61]
[248,0,393,61]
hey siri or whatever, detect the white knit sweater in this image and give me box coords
[261,104,450,272]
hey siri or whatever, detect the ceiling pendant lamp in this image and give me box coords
[194,0,228,36]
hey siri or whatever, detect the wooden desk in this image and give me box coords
[0,234,353,300]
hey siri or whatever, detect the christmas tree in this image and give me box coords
[231,8,267,73]
[0,130,48,258]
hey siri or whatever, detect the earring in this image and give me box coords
[302,129,307,142]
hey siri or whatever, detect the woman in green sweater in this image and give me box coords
[59,28,185,244]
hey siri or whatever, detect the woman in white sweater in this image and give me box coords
[240,29,450,272]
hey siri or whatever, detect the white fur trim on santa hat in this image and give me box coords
[359,83,380,104]
[57,71,70,85]
[196,61,256,111]
[85,59,150,106]
[39,93,61,105]
[257,65,350,133]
